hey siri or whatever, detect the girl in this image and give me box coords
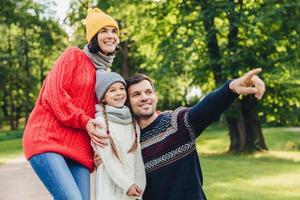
[93,71,146,200]
[23,8,119,199]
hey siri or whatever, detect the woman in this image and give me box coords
[22,8,119,200]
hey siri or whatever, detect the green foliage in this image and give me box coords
[0,0,68,130]
[0,129,23,141]
[1,0,299,128]
[67,0,90,47]
[103,0,300,124]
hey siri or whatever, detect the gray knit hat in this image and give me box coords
[95,70,126,101]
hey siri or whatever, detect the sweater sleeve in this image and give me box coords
[41,48,91,129]
[93,121,134,193]
[187,81,238,137]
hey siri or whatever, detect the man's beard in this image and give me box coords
[135,110,155,120]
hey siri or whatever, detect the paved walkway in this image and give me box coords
[0,156,95,200]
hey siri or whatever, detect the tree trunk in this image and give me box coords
[120,41,129,79]
[2,90,9,118]
[15,105,21,130]
[227,101,247,152]
[199,0,223,84]
[241,96,268,151]
[7,26,16,130]
[227,0,240,76]
[39,59,45,87]
[23,27,30,124]
[227,98,268,152]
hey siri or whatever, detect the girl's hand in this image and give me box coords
[127,184,143,197]
[93,152,102,168]
[86,119,109,148]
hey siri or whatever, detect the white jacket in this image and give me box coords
[93,105,146,200]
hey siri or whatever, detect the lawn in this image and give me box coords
[197,126,300,200]
[0,126,299,199]
[0,129,23,164]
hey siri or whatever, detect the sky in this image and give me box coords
[53,0,71,23]
[51,0,73,37]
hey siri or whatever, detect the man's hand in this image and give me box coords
[229,68,265,100]
[127,184,143,197]
[86,119,109,148]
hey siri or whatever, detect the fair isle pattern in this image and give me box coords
[140,107,185,149]
[184,112,197,141]
[144,141,195,173]
[142,107,197,173]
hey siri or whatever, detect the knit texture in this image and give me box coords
[141,108,206,200]
[95,71,126,101]
[22,47,97,172]
[86,7,119,43]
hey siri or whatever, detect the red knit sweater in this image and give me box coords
[23,47,97,172]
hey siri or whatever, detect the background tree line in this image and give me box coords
[0,0,299,152]
[0,0,67,129]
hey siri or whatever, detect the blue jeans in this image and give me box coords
[29,152,90,200]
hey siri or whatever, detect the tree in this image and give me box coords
[66,0,300,152]
[196,0,300,151]
[0,0,67,130]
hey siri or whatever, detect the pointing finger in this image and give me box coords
[243,68,262,82]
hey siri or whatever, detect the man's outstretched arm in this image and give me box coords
[188,68,265,136]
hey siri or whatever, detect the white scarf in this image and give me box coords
[95,104,132,124]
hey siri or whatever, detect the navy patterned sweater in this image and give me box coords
[140,81,238,200]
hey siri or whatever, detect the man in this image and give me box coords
[125,68,264,200]
[93,68,265,200]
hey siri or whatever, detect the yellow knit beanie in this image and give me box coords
[85,8,119,43]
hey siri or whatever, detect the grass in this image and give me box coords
[202,154,300,200]
[0,126,300,199]
[197,126,300,200]
[0,129,23,164]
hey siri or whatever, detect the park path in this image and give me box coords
[0,156,95,200]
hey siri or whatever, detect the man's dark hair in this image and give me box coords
[126,73,155,91]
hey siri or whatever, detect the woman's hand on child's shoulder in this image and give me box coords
[86,119,109,148]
